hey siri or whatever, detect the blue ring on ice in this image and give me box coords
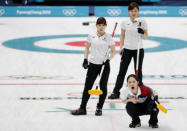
[2,34,187,54]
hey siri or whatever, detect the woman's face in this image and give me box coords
[128,7,139,19]
[127,77,139,93]
[96,24,106,34]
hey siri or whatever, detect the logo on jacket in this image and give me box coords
[102,37,107,41]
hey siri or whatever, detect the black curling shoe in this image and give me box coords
[149,123,159,128]
[108,93,120,99]
[71,108,87,115]
[95,108,102,116]
[129,121,141,128]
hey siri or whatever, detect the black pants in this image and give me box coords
[80,62,110,109]
[126,98,159,124]
[113,48,144,95]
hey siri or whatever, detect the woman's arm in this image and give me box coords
[122,99,130,104]
[119,29,125,54]
[109,45,116,60]
[84,42,91,59]
[122,97,138,104]
[143,29,148,39]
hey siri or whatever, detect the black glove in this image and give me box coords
[104,59,110,65]
[82,59,88,69]
[154,95,158,102]
[137,28,144,34]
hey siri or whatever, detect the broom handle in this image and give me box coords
[136,22,141,77]
[112,22,118,37]
[154,95,160,104]
[136,40,140,76]
[96,65,105,89]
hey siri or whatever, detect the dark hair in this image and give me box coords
[128,2,139,11]
[127,74,143,86]
[127,74,139,82]
[96,17,107,25]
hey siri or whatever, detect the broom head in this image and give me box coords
[157,104,167,114]
[88,90,103,95]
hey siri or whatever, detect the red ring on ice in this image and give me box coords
[0,23,6,25]
[65,41,120,47]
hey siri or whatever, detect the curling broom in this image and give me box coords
[154,96,167,114]
[135,18,167,114]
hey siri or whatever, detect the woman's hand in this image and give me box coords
[122,97,137,104]
[153,90,158,96]
[130,97,138,104]
[119,48,123,55]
